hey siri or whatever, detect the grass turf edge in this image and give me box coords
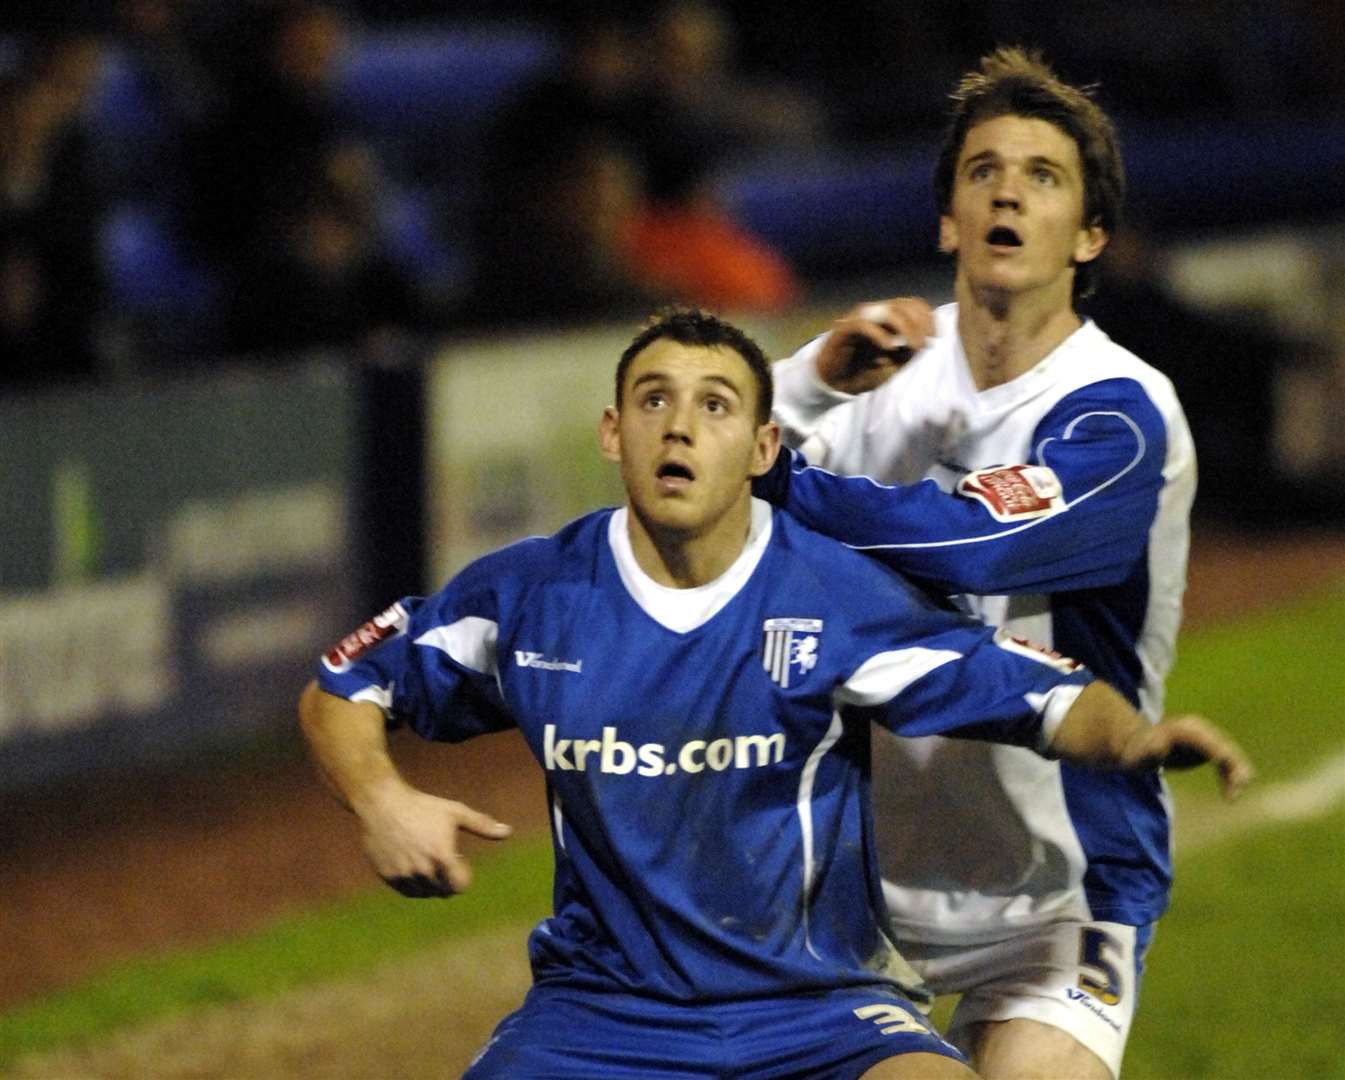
[0,834,554,1067]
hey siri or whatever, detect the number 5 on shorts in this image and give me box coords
[1077,927,1123,1006]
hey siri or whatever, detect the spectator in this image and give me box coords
[462,127,666,329]
[111,0,220,129]
[624,167,800,314]
[0,32,107,389]
[184,1,354,277]
[640,0,827,183]
[183,1,431,356]
[226,166,421,357]
[617,0,810,313]
[466,7,803,326]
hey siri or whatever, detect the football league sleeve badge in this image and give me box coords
[763,618,824,689]
[956,464,1063,522]
[322,601,409,673]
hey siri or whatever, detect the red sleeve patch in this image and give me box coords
[322,602,409,673]
[957,464,1062,522]
[992,628,1082,673]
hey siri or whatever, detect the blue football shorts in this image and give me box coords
[462,982,966,1079]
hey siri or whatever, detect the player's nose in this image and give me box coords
[662,400,695,443]
[990,171,1022,208]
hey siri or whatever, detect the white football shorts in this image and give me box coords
[903,919,1154,1079]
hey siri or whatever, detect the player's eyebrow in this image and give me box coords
[699,374,745,400]
[1027,154,1068,173]
[629,370,671,394]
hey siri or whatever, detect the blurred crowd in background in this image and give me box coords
[1,0,1343,429]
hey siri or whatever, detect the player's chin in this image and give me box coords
[648,500,700,528]
[972,264,1045,300]
[650,497,719,534]
[975,255,1030,279]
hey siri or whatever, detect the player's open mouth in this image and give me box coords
[656,461,695,490]
[986,225,1023,248]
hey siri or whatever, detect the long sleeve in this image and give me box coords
[757,377,1170,596]
[770,334,857,449]
[828,567,1092,749]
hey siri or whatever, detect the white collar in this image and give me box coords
[608,498,773,633]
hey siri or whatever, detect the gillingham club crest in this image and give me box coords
[762,618,823,689]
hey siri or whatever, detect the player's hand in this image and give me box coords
[357,785,513,897]
[1119,714,1256,801]
[815,297,936,394]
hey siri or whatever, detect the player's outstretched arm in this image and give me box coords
[1048,681,1255,801]
[298,680,512,897]
[759,372,1170,596]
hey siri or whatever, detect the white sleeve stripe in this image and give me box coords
[1028,683,1087,754]
[551,793,567,853]
[350,682,394,714]
[1037,409,1146,508]
[812,409,1147,553]
[414,616,499,676]
[834,647,963,707]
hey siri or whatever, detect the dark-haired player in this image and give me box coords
[758,47,1198,1079]
[304,309,1245,1079]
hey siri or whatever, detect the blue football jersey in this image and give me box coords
[319,500,1093,1002]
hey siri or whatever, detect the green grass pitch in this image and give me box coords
[3,584,1343,1075]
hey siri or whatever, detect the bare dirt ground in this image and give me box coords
[5,525,1344,1078]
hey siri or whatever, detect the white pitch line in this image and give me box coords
[1173,747,1345,855]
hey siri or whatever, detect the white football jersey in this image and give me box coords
[766,302,1196,943]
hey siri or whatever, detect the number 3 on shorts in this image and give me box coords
[852,1004,931,1035]
[1077,927,1123,1006]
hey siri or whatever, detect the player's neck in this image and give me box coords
[625,497,753,589]
[956,277,1083,391]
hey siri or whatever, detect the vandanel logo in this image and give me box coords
[515,651,583,673]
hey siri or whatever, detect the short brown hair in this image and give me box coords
[933,46,1125,303]
[616,307,774,424]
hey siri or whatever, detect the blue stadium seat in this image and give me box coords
[377,183,471,301]
[332,25,560,148]
[83,45,165,140]
[0,34,22,78]
[99,202,222,347]
[330,25,561,288]
[714,148,941,276]
[81,45,181,195]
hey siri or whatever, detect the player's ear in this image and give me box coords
[1074,222,1108,265]
[938,215,959,255]
[749,420,781,478]
[599,405,622,463]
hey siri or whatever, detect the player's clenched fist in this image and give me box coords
[358,786,513,897]
[815,296,937,394]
